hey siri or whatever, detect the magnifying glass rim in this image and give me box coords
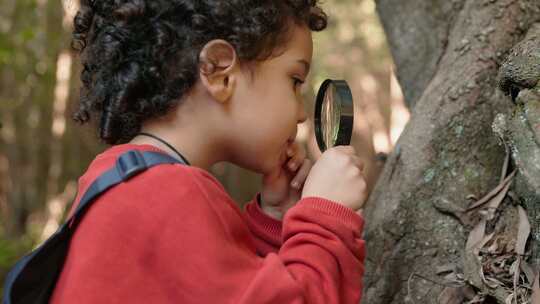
[314,79,354,152]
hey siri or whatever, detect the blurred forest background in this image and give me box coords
[0,0,409,289]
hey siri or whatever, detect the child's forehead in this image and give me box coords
[288,25,313,52]
[270,25,313,64]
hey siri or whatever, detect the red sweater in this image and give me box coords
[50,144,365,303]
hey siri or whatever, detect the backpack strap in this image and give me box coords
[2,149,186,304]
[68,150,186,229]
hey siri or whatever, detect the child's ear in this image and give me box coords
[198,40,238,103]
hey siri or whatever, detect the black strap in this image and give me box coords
[136,132,191,166]
[68,150,186,229]
[2,150,186,304]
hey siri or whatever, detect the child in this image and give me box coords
[51,0,368,303]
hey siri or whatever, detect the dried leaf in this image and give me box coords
[466,218,486,253]
[467,194,478,200]
[519,260,535,285]
[479,264,500,288]
[486,180,512,220]
[475,232,495,256]
[512,258,520,304]
[500,141,510,183]
[505,293,513,304]
[509,259,519,276]
[484,276,504,287]
[486,240,499,253]
[467,170,516,211]
[515,206,530,256]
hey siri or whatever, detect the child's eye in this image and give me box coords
[293,77,305,88]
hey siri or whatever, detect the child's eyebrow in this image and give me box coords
[297,59,311,76]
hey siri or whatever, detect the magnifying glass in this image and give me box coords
[314,79,354,152]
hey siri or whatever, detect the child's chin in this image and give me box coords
[259,162,277,176]
[257,160,282,176]
[246,152,286,175]
[243,161,272,175]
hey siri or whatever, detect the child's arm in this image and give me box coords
[242,197,366,304]
[241,141,312,256]
[243,193,283,255]
[50,165,365,304]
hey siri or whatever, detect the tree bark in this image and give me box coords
[376,0,465,109]
[364,0,540,303]
[496,23,540,270]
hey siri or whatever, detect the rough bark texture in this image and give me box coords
[495,23,540,268]
[364,0,540,303]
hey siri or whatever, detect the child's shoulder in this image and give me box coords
[67,143,235,219]
[79,143,229,201]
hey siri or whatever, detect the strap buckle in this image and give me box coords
[116,150,148,181]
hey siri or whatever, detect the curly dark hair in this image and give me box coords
[72,0,328,144]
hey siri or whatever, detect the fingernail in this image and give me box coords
[291,181,299,188]
[287,148,294,156]
[289,162,297,170]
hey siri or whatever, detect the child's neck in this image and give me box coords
[129,124,224,172]
[128,86,233,172]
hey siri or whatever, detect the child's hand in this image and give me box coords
[260,142,312,220]
[302,146,368,211]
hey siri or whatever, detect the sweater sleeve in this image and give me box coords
[240,197,366,304]
[243,193,283,256]
[50,165,366,304]
[277,198,365,304]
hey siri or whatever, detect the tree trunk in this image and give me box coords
[496,23,540,273]
[0,0,88,238]
[363,0,540,303]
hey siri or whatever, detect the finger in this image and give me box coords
[287,144,307,171]
[286,143,298,157]
[287,154,306,170]
[290,159,312,189]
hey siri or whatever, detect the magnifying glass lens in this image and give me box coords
[322,84,341,148]
[314,79,353,152]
